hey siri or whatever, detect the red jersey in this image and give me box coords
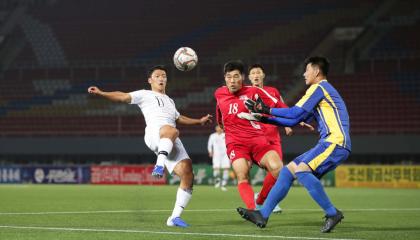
[261,86,288,145]
[215,85,281,146]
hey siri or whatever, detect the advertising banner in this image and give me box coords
[336,165,420,188]
[91,165,166,185]
[21,166,90,184]
[167,164,237,185]
[167,164,336,186]
[0,167,21,183]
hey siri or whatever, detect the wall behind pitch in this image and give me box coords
[1,135,420,155]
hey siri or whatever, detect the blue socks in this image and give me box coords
[296,171,337,217]
[259,169,337,218]
[260,168,294,218]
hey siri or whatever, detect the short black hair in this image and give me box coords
[304,56,330,76]
[147,65,167,78]
[223,60,245,75]
[248,63,265,74]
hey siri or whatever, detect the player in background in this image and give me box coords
[237,56,351,233]
[88,65,212,228]
[207,125,231,191]
[248,64,292,213]
[214,60,287,210]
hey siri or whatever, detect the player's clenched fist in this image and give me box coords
[200,114,213,125]
[88,86,101,95]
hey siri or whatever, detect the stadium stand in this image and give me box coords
[0,0,419,138]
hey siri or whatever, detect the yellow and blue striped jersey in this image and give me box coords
[296,80,351,150]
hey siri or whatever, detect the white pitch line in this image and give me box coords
[0,225,362,240]
[1,208,420,215]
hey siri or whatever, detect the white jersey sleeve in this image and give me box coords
[129,90,144,105]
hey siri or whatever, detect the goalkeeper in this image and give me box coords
[236,56,351,233]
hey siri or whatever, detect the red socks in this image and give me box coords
[237,181,256,209]
[256,172,277,205]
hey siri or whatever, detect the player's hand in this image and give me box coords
[244,99,258,112]
[237,112,268,123]
[300,122,314,131]
[200,114,213,125]
[285,127,293,136]
[245,97,270,114]
[88,86,102,95]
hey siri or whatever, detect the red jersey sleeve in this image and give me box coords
[216,104,222,126]
[254,87,279,108]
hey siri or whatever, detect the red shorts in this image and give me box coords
[269,140,283,160]
[227,137,279,166]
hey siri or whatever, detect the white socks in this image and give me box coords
[170,188,192,219]
[222,169,229,187]
[213,168,220,186]
[213,168,220,178]
[156,138,173,166]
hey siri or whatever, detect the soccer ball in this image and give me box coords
[173,47,198,71]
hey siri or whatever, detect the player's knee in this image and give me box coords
[159,125,179,140]
[296,162,311,172]
[178,160,192,173]
[172,128,179,139]
[286,162,298,176]
[178,166,194,187]
[235,172,249,182]
[265,158,283,174]
[271,160,283,171]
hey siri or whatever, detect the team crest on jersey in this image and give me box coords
[239,95,249,101]
[229,150,236,160]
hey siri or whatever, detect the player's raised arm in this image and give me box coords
[176,114,213,126]
[88,86,131,103]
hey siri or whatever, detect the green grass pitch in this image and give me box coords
[0,185,419,240]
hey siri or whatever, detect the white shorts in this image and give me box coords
[144,127,190,174]
[212,155,231,169]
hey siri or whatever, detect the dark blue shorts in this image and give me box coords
[293,141,350,179]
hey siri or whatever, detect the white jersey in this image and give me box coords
[208,132,230,168]
[129,89,188,174]
[129,89,180,130]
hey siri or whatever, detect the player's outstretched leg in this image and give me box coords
[255,192,282,213]
[167,159,193,228]
[153,137,173,177]
[154,126,179,177]
[237,207,268,228]
[255,172,282,213]
[257,167,294,219]
[257,151,283,213]
[296,171,343,232]
[321,209,344,233]
[233,158,256,209]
